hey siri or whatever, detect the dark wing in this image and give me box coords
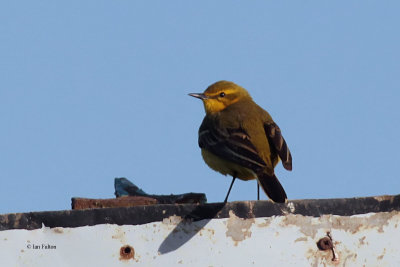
[264,122,292,171]
[199,120,266,172]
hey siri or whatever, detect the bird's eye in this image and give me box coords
[219,92,226,97]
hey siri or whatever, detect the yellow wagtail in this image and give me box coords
[189,81,292,203]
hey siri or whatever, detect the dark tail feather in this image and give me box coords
[257,173,287,203]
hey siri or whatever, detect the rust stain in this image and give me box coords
[316,232,339,262]
[377,248,386,260]
[281,211,399,238]
[256,218,272,228]
[225,210,254,246]
[307,247,339,267]
[112,228,127,244]
[342,251,357,267]
[52,227,64,234]
[294,237,308,242]
[281,215,316,237]
[199,228,215,236]
[307,234,367,266]
[119,245,134,261]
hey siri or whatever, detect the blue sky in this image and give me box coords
[1,2,399,214]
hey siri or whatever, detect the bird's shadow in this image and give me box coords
[158,202,225,254]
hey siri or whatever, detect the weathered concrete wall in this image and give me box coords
[1,196,399,266]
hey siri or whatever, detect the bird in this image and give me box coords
[189,81,292,203]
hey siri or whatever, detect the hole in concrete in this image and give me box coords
[120,245,134,260]
[317,237,333,251]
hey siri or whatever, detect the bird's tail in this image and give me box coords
[257,172,287,203]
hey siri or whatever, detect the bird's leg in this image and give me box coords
[257,183,260,200]
[224,175,237,203]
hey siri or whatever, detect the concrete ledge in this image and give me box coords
[1,194,399,231]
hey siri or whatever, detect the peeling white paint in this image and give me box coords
[0,211,399,266]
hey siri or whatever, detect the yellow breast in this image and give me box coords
[201,149,257,181]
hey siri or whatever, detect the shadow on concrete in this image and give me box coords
[158,202,225,254]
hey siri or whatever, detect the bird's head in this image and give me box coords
[189,81,252,114]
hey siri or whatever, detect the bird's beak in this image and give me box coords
[188,93,208,100]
